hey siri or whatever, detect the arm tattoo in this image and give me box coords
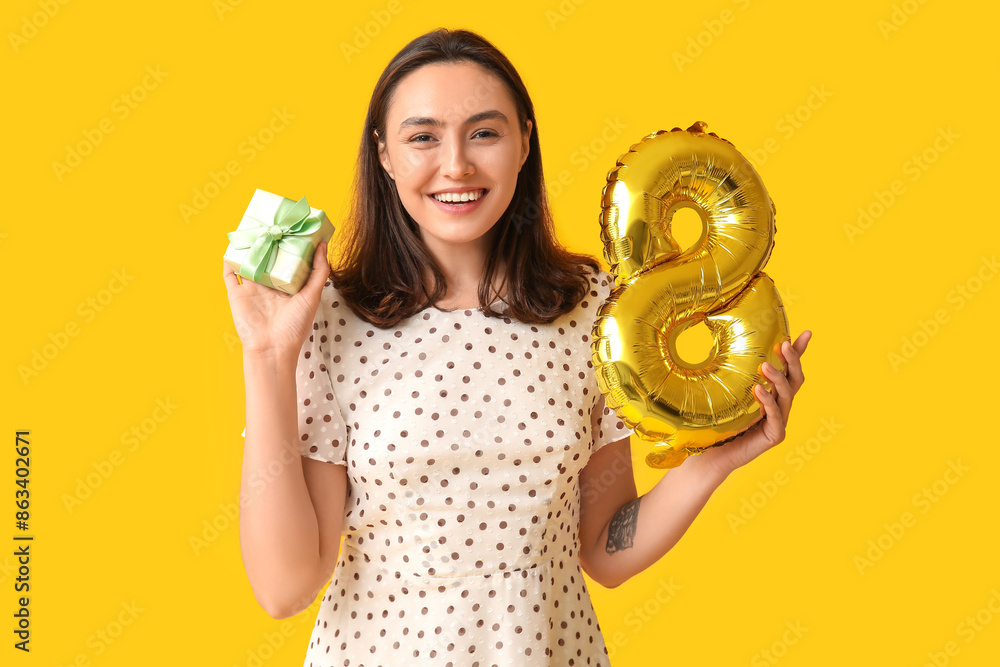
[605,496,641,555]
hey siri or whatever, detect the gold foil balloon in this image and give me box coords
[591,121,791,469]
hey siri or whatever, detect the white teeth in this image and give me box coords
[432,189,484,203]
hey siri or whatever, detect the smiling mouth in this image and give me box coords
[430,189,488,205]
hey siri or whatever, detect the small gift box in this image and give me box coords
[223,189,334,295]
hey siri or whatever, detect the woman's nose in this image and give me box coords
[440,138,474,178]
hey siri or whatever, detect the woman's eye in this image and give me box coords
[408,130,498,144]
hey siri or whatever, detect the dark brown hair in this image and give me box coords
[330,28,601,328]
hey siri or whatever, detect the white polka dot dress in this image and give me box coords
[284,266,634,666]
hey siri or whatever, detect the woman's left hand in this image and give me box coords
[690,329,812,480]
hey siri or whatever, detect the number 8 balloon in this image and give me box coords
[591,121,791,469]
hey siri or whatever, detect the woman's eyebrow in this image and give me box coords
[398,109,509,132]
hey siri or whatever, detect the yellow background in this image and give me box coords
[4,0,999,665]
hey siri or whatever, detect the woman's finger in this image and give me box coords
[793,329,811,356]
[762,361,793,425]
[782,334,808,392]
[300,241,330,303]
[754,383,786,445]
[222,259,241,290]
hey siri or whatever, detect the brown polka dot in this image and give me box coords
[294,270,631,662]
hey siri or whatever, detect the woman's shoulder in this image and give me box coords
[547,263,618,326]
[315,278,417,339]
[585,264,616,287]
[316,278,363,331]
[578,264,619,304]
[318,278,345,313]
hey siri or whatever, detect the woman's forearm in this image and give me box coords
[587,461,728,588]
[238,350,323,617]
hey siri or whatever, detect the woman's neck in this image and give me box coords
[420,229,506,310]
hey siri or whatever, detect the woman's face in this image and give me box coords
[377,61,532,254]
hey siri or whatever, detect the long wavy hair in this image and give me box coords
[330,28,601,328]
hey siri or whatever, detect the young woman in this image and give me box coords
[223,28,810,666]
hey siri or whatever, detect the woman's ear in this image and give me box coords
[519,120,533,171]
[375,130,395,180]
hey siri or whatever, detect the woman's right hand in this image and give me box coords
[222,241,331,358]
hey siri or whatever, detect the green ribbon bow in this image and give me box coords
[227,196,323,284]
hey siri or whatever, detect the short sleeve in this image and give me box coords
[588,266,635,453]
[591,391,634,453]
[295,297,350,465]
